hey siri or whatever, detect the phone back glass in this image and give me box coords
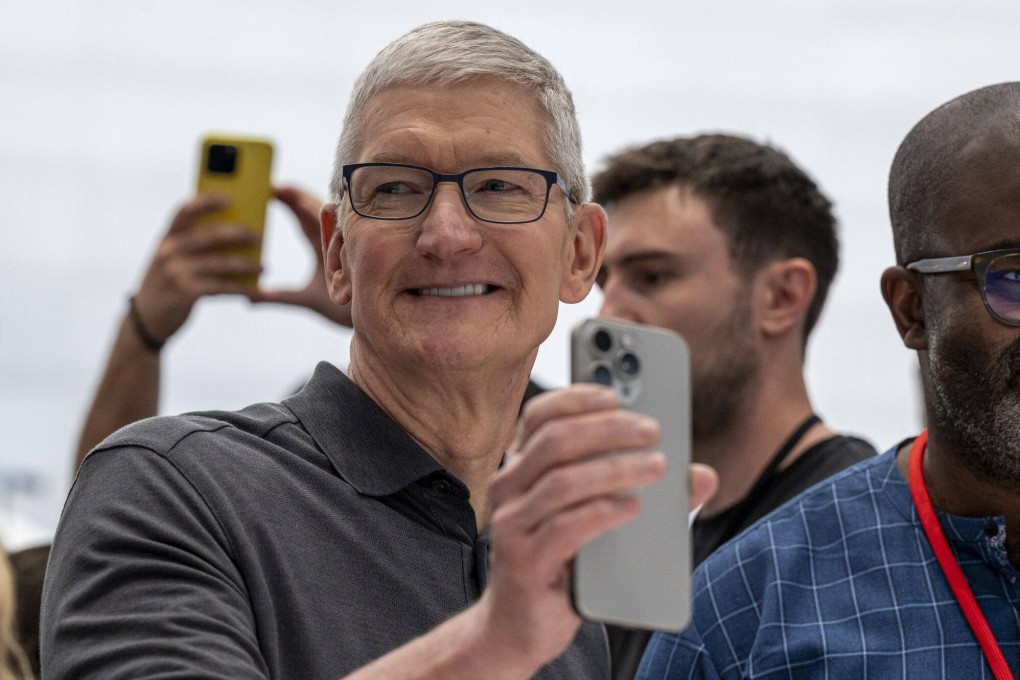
[571,318,691,631]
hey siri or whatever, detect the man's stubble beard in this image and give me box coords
[690,295,760,444]
[927,314,1020,488]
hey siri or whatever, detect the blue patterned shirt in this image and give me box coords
[638,448,1020,679]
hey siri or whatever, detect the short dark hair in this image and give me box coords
[592,134,838,339]
[888,82,1020,264]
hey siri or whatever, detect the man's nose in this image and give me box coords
[416,183,483,260]
[598,275,640,323]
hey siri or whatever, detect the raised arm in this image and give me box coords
[74,195,261,467]
[75,187,355,469]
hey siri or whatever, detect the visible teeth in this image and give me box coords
[420,284,489,297]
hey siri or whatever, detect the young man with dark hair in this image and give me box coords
[594,134,876,679]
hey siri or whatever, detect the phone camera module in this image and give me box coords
[592,363,613,386]
[617,351,641,378]
[207,144,238,174]
[592,329,613,353]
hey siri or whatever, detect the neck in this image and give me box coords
[898,426,1020,568]
[697,364,831,516]
[347,338,531,529]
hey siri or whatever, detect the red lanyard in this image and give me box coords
[909,429,1015,680]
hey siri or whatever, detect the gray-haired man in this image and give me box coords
[42,20,715,679]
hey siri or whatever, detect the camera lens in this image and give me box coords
[617,351,640,377]
[207,144,238,174]
[592,329,613,353]
[592,364,613,386]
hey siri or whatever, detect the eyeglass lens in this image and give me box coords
[349,166,550,222]
[985,252,1020,323]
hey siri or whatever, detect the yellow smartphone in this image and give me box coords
[195,134,274,286]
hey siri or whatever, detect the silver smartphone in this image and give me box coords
[570,317,692,631]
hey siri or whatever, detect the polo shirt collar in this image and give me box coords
[284,362,446,497]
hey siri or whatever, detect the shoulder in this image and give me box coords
[89,401,301,461]
[56,400,315,592]
[74,400,319,512]
[706,450,897,568]
[693,451,900,611]
[748,432,880,524]
[778,433,878,494]
[806,433,878,465]
[676,451,907,669]
[638,629,720,679]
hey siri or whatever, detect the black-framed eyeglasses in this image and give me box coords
[906,248,1020,326]
[341,163,578,225]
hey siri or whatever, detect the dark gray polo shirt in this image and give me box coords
[41,362,608,679]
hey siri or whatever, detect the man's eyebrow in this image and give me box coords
[610,251,687,268]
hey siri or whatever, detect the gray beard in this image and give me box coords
[927,326,1020,489]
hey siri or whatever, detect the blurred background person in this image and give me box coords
[74,186,350,469]
[0,549,33,680]
[594,134,876,679]
[4,546,44,679]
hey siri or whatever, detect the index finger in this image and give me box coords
[515,384,618,449]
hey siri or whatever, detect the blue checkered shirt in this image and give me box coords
[637,448,1020,679]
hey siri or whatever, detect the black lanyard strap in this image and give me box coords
[712,413,821,544]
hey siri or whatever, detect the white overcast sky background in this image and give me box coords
[2,0,1019,543]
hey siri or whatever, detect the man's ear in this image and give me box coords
[560,203,607,303]
[756,258,815,338]
[321,203,352,306]
[881,266,927,350]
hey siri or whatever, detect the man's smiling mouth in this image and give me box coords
[415,284,495,297]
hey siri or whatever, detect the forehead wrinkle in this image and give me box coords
[363,150,534,170]
[356,84,550,172]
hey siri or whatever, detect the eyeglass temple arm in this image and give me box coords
[555,177,578,205]
[906,255,973,274]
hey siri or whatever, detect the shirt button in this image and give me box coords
[985,522,999,538]
[432,479,453,494]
